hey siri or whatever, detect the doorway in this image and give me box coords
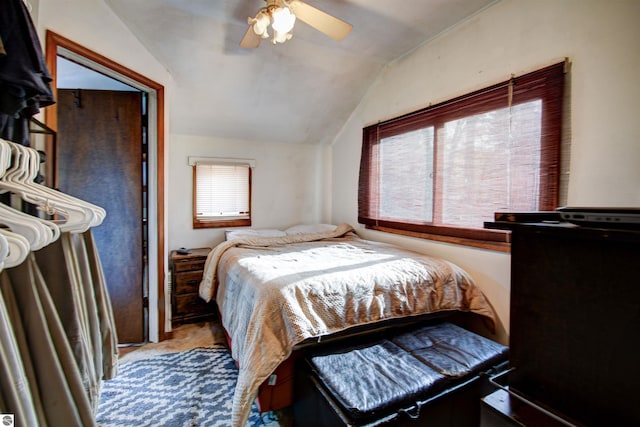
[45,31,168,343]
[57,88,146,343]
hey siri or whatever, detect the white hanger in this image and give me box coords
[21,145,106,227]
[0,231,8,271]
[0,139,97,233]
[0,141,58,250]
[0,210,50,250]
[16,143,106,229]
[0,228,30,269]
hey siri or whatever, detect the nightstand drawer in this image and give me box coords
[174,270,203,294]
[174,258,207,272]
[174,293,211,316]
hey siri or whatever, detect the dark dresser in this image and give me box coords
[170,247,216,325]
[483,219,640,426]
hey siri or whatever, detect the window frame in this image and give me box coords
[358,62,566,251]
[191,158,253,229]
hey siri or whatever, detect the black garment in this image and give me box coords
[0,0,55,145]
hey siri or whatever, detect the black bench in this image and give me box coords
[294,322,508,426]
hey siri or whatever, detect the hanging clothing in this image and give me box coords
[0,255,97,427]
[0,230,118,426]
[0,0,55,145]
[80,230,119,380]
[0,288,39,427]
[0,270,48,426]
[0,132,117,425]
[34,230,119,412]
[35,235,101,413]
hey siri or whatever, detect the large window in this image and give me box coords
[358,62,565,248]
[191,158,253,229]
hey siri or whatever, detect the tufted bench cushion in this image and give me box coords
[391,322,508,378]
[295,322,508,426]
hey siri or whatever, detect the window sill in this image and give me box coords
[367,225,511,253]
[193,218,251,229]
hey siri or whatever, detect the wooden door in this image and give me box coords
[57,89,145,344]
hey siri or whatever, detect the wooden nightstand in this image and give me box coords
[170,247,216,325]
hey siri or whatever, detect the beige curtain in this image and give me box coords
[0,287,39,427]
[35,234,100,412]
[0,256,94,426]
[82,230,118,380]
[0,229,118,426]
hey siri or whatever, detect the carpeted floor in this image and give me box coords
[100,321,288,427]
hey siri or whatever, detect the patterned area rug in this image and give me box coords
[97,346,263,427]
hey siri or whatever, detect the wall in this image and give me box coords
[331,0,640,344]
[36,0,170,87]
[168,134,328,251]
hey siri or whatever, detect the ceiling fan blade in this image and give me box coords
[289,0,352,41]
[240,25,261,48]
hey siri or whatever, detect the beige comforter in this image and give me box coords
[199,223,496,426]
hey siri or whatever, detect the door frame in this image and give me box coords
[45,30,168,342]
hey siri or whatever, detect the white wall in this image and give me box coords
[168,134,328,251]
[331,0,640,344]
[36,0,170,88]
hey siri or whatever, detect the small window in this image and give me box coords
[191,160,252,229]
[358,62,566,248]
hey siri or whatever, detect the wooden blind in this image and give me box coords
[358,62,565,243]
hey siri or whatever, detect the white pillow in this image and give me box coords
[225,228,286,241]
[285,224,337,235]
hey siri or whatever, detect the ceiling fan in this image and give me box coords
[240,0,352,48]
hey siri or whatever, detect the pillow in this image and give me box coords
[284,223,337,235]
[225,228,286,241]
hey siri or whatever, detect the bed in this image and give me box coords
[199,223,497,427]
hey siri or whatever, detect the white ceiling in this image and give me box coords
[57,56,139,91]
[103,0,496,145]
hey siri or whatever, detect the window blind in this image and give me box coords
[359,61,565,243]
[195,164,250,219]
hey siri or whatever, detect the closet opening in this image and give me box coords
[45,31,167,344]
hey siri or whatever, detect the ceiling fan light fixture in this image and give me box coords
[250,10,271,38]
[271,6,296,33]
[270,6,296,44]
[240,0,352,49]
[272,29,293,44]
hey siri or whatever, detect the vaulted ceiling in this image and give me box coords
[104,0,496,145]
